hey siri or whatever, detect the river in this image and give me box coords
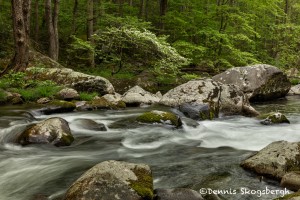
[0,96,300,200]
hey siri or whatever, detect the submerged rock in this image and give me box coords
[73,119,107,131]
[154,188,204,200]
[260,112,290,125]
[64,160,153,200]
[26,67,114,95]
[212,64,291,102]
[56,88,79,101]
[122,86,161,106]
[17,117,74,146]
[241,141,300,179]
[136,110,182,127]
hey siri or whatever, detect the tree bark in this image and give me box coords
[87,0,93,40]
[139,0,146,19]
[159,0,167,31]
[72,0,78,34]
[45,0,59,61]
[5,0,31,73]
[34,0,39,42]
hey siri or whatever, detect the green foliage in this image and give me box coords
[0,90,7,102]
[0,71,26,89]
[94,26,188,76]
[290,78,300,85]
[79,92,98,101]
[181,73,199,81]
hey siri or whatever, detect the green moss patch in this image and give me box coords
[136,110,182,127]
[129,167,154,200]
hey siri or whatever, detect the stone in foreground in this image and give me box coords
[260,112,290,125]
[18,117,74,146]
[64,160,153,200]
[241,141,300,179]
[281,172,300,191]
[122,86,161,106]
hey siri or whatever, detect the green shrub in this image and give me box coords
[290,78,300,85]
[79,92,98,101]
[0,90,7,102]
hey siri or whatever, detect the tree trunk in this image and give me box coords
[72,0,78,34]
[5,0,31,73]
[87,0,93,40]
[45,0,59,61]
[139,0,145,19]
[34,0,39,42]
[159,0,167,31]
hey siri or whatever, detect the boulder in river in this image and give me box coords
[73,119,107,131]
[212,64,291,102]
[160,78,258,118]
[136,110,182,128]
[25,67,114,95]
[64,160,153,200]
[122,85,161,106]
[259,112,290,125]
[17,117,74,146]
[56,88,80,101]
[179,103,215,120]
[154,188,204,200]
[241,141,300,179]
[5,91,24,105]
[38,100,76,115]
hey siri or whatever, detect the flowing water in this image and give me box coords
[1,96,300,200]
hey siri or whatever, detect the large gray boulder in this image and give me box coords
[64,160,153,200]
[122,86,161,105]
[241,141,300,179]
[25,67,114,95]
[17,117,74,147]
[212,64,291,102]
[160,79,258,118]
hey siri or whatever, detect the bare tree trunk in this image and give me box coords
[139,0,145,19]
[87,0,93,40]
[34,0,39,42]
[72,0,78,34]
[45,0,59,61]
[159,0,167,31]
[5,0,31,73]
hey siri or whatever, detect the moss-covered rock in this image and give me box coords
[274,191,300,200]
[259,112,290,125]
[17,117,74,147]
[39,100,76,115]
[64,160,153,200]
[89,96,111,109]
[136,110,182,127]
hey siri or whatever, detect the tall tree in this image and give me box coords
[159,0,167,31]
[45,0,59,61]
[4,0,31,73]
[72,0,78,34]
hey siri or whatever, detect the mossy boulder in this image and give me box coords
[241,141,300,180]
[136,110,182,127]
[259,112,290,125]
[88,96,111,109]
[179,103,217,120]
[64,160,153,200]
[39,100,76,115]
[17,117,74,147]
[213,64,291,102]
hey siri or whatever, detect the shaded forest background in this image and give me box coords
[1,0,300,83]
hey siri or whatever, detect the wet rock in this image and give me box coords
[212,64,291,102]
[288,85,300,95]
[37,97,51,104]
[160,78,258,118]
[102,93,126,109]
[260,112,290,125]
[39,100,76,115]
[73,119,107,131]
[88,97,111,109]
[154,188,204,200]
[276,192,300,200]
[241,141,300,179]
[179,103,214,120]
[17,117,74,146]
[64,160,153,200]
[6,92,24,104]
[122,86,161,106]
[281,171,300,191]
[56,88,79,101]
[26,67,114,95]
[136,110,182,128]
